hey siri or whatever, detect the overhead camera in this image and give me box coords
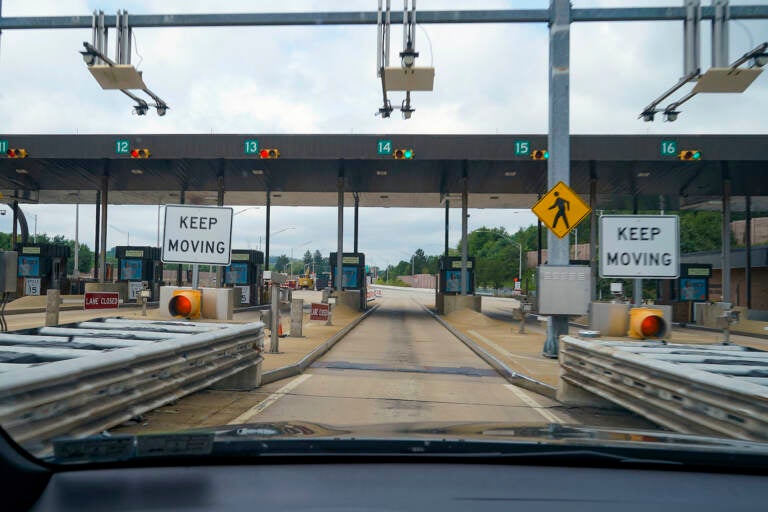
[134,103,149,116]
[664,110,679,122]
[641,111,655,122]
[753,53,768,68]
[156,105,168,117]
[399,49,419,68]
[80,50,97,66]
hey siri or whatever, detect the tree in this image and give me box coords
[274,254,290,273]
[303,249,313,267]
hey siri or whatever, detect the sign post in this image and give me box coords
[162,205,233,290]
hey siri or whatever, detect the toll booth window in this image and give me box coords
[445,270,470,294]
[18,256,40,277]
[225,263,248,285]
[121,259,143,281]
[680,278,707,301]
[342,266,358,288]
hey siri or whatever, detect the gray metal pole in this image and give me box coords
[99,174,108,283]
[336,172,344,292]
[543,0,571,358]
[93,192,100,280]
[265,190,271,270]
[460,172,468,296]
[746,192,752,309]
[11,201,17,248]
[176,189,185,285]
[712,0,729,68]
[444,199,449,257]
[722,168,731,303]
[353,192,359,254]
[270,282,280,353]
[73,202,79,279]
[215,173,224,287]
[589,163,597,301]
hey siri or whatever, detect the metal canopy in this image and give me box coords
[0,134,766,211]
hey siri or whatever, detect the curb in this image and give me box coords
[261,303,381,386]
[422,304,558,400]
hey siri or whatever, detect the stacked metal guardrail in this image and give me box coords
[0,318,264,456]
[560,336,768,441]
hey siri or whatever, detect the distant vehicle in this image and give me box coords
[298,265,314,289]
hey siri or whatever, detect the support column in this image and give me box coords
[336,169,344,292]
[632,195,642,307]
[216,173,225,287]
[11,200,18,248]
[176,189,185,286]
[265,190,271,271]
[460,165,468,297]
[722,167,731,303]
[99,174,109,283]
[537,194,542,265]
[353,192,359,254]
[589,162,597,301]
[543,0,571,358]
[444,199,449,257]
[93,192,100,280]
[746,192,752,309]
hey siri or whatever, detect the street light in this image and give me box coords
[474,228,523,281]
[109,224,130,246]
[234,206,260,216]
[290,240,312,279]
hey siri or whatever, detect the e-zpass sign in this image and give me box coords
[162,205,233,265]
[599,215,679,279]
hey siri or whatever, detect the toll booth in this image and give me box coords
[115,246,163,301]
[15,243,71,297]
[224,250,264,306]
[438,256,476,295]
[330,252,367,310]
[675,263,712,324]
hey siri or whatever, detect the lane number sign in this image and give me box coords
[115,139,130,154]
[377,140,392,155]
[514,140,530,156]
[660,140,677,156]
[244,139,259,154]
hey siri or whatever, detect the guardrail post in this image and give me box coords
[290,298,303,337]
[45,289,60,327]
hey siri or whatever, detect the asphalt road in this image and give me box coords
[230,292,570,426]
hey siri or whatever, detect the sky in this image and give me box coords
[0,1,766,269]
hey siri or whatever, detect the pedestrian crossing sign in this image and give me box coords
[531,181,591,239]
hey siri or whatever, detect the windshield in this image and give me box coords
[1,0,768,469]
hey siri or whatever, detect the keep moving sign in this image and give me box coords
[162,205,233,265]
[599,215,679,279]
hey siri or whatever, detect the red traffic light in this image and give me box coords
[168,289,202,319]
[7,148,28,159]
[259,148,280,159]
[130,148,150,159]
[628,308,668,339]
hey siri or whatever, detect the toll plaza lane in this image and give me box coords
[230,294,571,427]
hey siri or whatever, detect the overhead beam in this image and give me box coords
[0,6,766,30]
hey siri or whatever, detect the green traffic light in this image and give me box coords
[404,149,413,159]
[693,151,701,160]
[543,151,549,159]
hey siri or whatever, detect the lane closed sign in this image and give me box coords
[600,215,679,279]
[162,205,233,265]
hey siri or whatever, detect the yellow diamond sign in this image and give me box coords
[531,181,591,239]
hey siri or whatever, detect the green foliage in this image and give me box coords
[273,254,290,272]
[679,211,723,253]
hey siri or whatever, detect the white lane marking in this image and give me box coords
[228,374,312,424]
[504,383,562,423]
[467,330,542,362]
